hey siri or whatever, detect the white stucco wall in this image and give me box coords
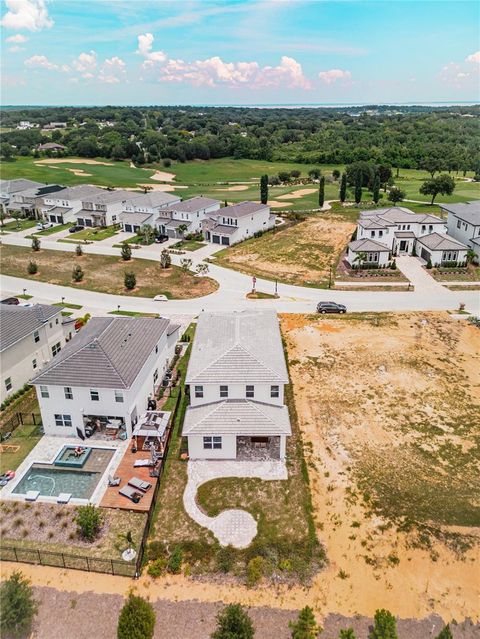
[188,382,285,407]
[187,434,237,460]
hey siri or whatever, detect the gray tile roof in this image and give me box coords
[204,221,238,235]
[359,207,444,226]
[119,211,153,225]
[127,191,181,209]
[349,239,390,252]
[0,304,62,352]
[183,399,291,436]
[186,310,289,384]
[394,231,416,238]
[31,316,173,389]
[0,179,44,195]
[170,196,220,213]
[164,219,192,229]
[82,189,133,205]
[416,233,468,251]
[441,201,480,226]
[220,201,269,218]
[45,185,103,202]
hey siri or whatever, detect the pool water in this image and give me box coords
[54,446,92,468]
[12,466,100,499]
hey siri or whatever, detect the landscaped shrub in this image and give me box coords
[163,158,171,168]
[289,605,321,638]
[390,259,396,270]
[147,540,167,561]
[368,609,398,639]
[75,243,83,256]
[75,504,102,541]
[246,555,265,587]
[211,604,254,639]
[0,570,38,639]
[434,625,453,639]
[27,260,38,274]
[0,383,32,412]
[147,558,167,578]
[121,243,132,261]
[216,545,235,573]
[426,258,432,269]
[167,546,183,574]
[160,249,171,268]
[124,271,136,290]
[72,264,84,281]
[117,593,155,639]
[31,237,41,251]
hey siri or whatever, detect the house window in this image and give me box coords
[54,414,72,428]
[195,385,204,398]
[40,385,49,398]
[220,385,228,398]
[51,342,61,357]
[379,230,383,237]
[32,359,37,370]
[246,385,254,398]
[371,231,375,237]
[64,387,73,400]
[422,225,426,232]
[49,322,52,328]
[34,330,40,343]
[203,436,222,450]
[5,377,12,392]
[90,389,99,401]
[56,318,59,325]
[429,225,433,232]
[271,385,280,398]
[115,390,124,403]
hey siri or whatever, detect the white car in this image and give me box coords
[36,221,54,230]
[153,294,169,302]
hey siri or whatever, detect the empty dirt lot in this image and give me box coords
[281,312,480,621]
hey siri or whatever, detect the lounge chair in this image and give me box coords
[128,477,152,492]
[119,485,143,503]
[108,475,121,486]
[57,493,71,504]
[133,459,154,467]
[25,490,40,502]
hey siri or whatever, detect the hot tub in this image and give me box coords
[54,446,92,468]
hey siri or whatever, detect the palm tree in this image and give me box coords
[177,223,188,237]
[353,251,368,269]
[139,224,155,245]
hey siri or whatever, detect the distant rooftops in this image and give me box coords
[127,191,181,208]
[45,184,103,201]
[0,179,45,195]
[0,304,62,352]
[359,206,444,227]
[440,201,480,226]
[220,201,268,218]
[169,196,219,213]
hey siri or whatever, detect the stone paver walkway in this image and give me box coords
[183,460,288,548]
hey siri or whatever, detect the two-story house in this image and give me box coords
[40,184,104,224]
[202,201,275,246]
[0,179,45,215]
[75,189,134,227]
[32,316,180,439]
[183,310,291,461]
[6,184,65,219]
[119,191,182,233]
[442,201,480,263]
[156,196,221,237]
[0,304,71,403]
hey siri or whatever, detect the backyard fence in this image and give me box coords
[0,412,42,439]
[0,546,136,577]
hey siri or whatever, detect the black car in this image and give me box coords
[155,234,169,243]
[69,225,84,233]
[317,301,347,314]
[1,297,20,305]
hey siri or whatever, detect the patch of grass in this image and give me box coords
[17,293,33,300]
[53,301,83,309]
[246,291,278,299]
[0,244,218,300]
[108,310,158,317]
[0,422,42,476]
[171,240,207,251]
[33,222,73,236]
[65,226,119,242]
[1,219,37,232]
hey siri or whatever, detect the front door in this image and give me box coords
[399,240,407,252]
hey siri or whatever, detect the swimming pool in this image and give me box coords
[54,445,92,468]
[12,466,100,499]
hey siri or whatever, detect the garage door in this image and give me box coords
[420,247,431,262]
[212,235,220,244]
[124,224,132,233]
[221,236,230,246]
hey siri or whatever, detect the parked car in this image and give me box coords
[316,301,347,314]
[1,297,19,305]
[69,225,84,233]
[155,234,169,243]
[36,221,54,230]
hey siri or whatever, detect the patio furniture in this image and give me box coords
[25,490,40,502]
[0,444,20,453]
[133,459,154,467]
[128,477,152,492]
[119,485,143,503]
[108,475,121,486]
[57,493,71,504]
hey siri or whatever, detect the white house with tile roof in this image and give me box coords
[40,184,104,224]
[156,196,221,237]
[119,191,182,233]
[75,189,134,227]
[32,317,180,438]
[415,233,468,266]
[442,201,480,263]
[0,304,71,403]
[183,310,291,461]
[202,201,275,246]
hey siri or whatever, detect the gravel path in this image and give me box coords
[25,586,479,639]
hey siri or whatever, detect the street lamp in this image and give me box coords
[274,279,278,297]
[328,263,333,289]
[117,304,120,313]
[23,288,27,297]
[61,296,65,305]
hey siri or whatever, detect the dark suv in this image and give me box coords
[317,301,347,314]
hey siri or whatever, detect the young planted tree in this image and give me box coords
[75,243,83,256]
[196,263,209,276]
[434,625,453,639]
[117,593,156,639]
[318,176,325,208]
[372,174,381,204]
[139,224,155,245]
[369,609,398,639]
[27,260,38,274]
[332,168,341,180]
[121,243,132,261]
[308,168,321,181]
[289,606,321,638]
[177,223,189,237]
[387,187,406,206]
[354,174,362,204]
[0,210,6,227]
[160,249,172,269]
[75,504,102,541]
[419,174,455,205]
[72,265,84,282]
[31,236,41,251]
[11,211,23,229]
[339,172,347,202]
[260,174,269,204]
[0,570,38,638]
[180,258,193,272]
[124,271,136,290]
[211,604,254,639]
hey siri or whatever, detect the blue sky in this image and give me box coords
[1,0,479,105]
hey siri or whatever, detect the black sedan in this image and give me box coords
[317,301,347,314]
[155,234,169,243]
[69,225,85,233]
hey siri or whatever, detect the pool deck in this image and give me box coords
[100,446,159,513]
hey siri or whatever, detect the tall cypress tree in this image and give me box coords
[372,174,380,204]
[340,172,347,202]
[354,174,362,204]
[318,176,325,208]
[260,174,269,204]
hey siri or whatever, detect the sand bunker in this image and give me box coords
[137,183,188,192]
[151,170,176,182]
[277,188,317,200]
[219,185,249,192]
[34,159,114,166]
[269,201,292,208]
[69,169,92,176]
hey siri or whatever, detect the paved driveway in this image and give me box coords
[395,256,446,293]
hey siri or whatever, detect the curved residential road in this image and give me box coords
[1,234,479,315]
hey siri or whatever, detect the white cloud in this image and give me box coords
[136,33,167,67]
[318,68,352,84]
[8,45,25,53]
[256,56,311,90]
[72,51,97,78]
[1,0,53,31]
[6,33,28,43]
[98,56,126,84]
[440,59,479,87]
[465,51,480,64]
[24,54,69,72]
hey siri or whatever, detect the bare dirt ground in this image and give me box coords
[280,312,480,622]
[34,159,114,165]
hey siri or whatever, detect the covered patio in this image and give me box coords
[236,436,281,461]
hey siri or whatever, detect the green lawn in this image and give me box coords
[64,226,119,242]
[1,219,37,232]
[171,240,207,251]
[53,301,83,309]
[0,422,42,475]
[108,310,159,317]
[33,222,73,236]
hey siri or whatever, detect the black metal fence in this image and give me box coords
[0,412,42,439]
